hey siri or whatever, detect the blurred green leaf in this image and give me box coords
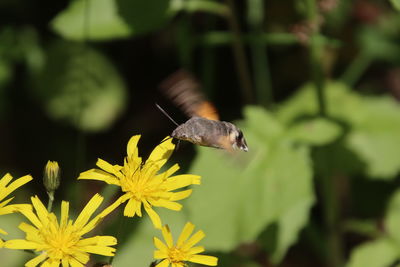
[385,189,400,245]
[346,238,398,267]
[278,81,400,179]
[0,214,31,267]
[185,106,315,263]
[286,118,342,146]
[390,0,400,11]
[358,27,400,62]
[51,0,175,41]
[32,41,127,132]
[51,0,131,41]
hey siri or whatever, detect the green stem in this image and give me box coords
[176,14,194,70]
[224,0,254,104]
[47,191,54,212]
[305,0,343,266]
[183,0,230,17]
[247,0,273,108]
[197,32,298,46]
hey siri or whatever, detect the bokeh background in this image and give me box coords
[2,0,400,266]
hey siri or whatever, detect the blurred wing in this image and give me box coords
[159,69,219,121]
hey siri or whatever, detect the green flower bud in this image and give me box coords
[43,160,60,193]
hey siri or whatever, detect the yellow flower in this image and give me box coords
[78,135,200,229]
[4,194,119,267]
[153,222,218,267]
[0,173,32,235]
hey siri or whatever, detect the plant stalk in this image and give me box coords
[305,0,343,266]
[224,0,254,104]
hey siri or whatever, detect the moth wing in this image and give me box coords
[159,69,220,121]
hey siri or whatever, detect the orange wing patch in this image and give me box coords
[195,101,219,121]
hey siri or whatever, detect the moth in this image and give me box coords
[159,70,248,152]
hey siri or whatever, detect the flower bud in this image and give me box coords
[43,160,60,193]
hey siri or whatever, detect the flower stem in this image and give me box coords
[46,191,54,212]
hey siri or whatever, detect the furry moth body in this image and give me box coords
[160,70,248,152]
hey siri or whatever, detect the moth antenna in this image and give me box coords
[155,103,180,127]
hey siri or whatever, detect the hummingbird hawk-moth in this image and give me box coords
[159,70,248,152]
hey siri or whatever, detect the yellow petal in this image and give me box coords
[81,194,128,236]
[146,137,175,169]
[145,205,162,229]
[19,208,42,229]
[151,199,182,211]
[127,135,141,159]
[161,225,174,247]
[74,194,103,229]
[78,169,121,185]
[157,164,180,179]
[181,230,205,250]
[189,255,218,266]
[25,252,48,267]
[154,237,168,252]
[60,201,69,227]
[96,159,123,177]
[154,250,168,259]
[69,257,85,267]
[155,259,170,267]
[0,174,32,201]
[4,239,38,249]
[0,228,7,235]
[164,175,201,191]
[169,190,192,201]
[31,196,49,225]
[0,173,13,189]
[71,250,90,264]
[78,236,117,246]
[0,203,31,216]
[188,246,205,255]
[18,222,38,234]
[177,222,195,247]
[80,245,116,256]
[124,198,138,217]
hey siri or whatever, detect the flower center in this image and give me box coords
[168,247,187,263]
[120,163,164,202]
[40,223,80,260]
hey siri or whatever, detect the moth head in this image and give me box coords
[228,126,248,152]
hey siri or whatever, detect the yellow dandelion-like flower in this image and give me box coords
[4,194,119,267]
[153,222,218,267]
[78,135,201,229]
[0,173,32,235]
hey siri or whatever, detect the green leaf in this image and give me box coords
[32,41,127,132]
[51,0,174,41]
[390,0,400,12]
[185,106,315,263]
[385,189,400,245]
[286,118,342,146]
[0,213,32,267]
[346,238,398,267]
[278,81,400,179]
[51,0,132,41]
